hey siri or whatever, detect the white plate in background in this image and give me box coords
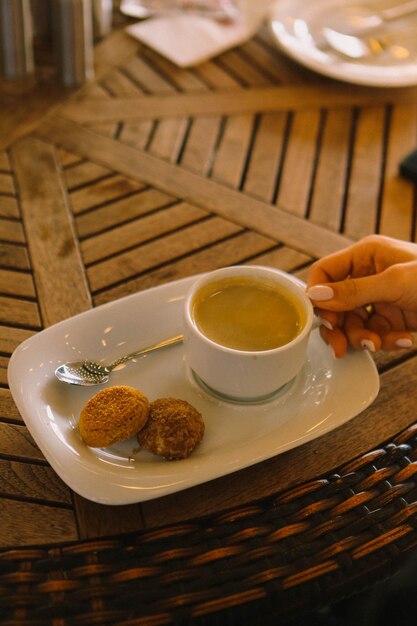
[269,0,417,87]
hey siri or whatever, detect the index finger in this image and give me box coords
[307,247,355,287]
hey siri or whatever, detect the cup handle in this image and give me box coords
[312,315,322,330]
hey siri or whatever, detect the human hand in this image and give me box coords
[306,235,417,357]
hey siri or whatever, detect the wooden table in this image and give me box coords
[2,7,417,623]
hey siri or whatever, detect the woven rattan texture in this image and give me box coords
[2,424,417,625]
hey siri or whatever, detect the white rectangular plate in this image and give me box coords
[8,275,379,505]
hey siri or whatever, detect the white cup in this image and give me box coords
[183,265,315,402]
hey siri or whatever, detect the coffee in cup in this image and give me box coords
[191,275,306,352]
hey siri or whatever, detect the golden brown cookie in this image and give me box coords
[137,397,204,460]
[79,385,149,448]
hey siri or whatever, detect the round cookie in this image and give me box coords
[138,398,204,460]
[79,385,149,448]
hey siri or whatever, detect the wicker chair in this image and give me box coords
[2,423,417,625]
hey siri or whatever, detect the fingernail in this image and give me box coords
[396,338,413,348]
[320,318,333,330]
[361,339,376,352]
[307,285,334,301]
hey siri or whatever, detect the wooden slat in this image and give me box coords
[0,295,40,328]
[70,174,145,214]
[179,116,223,176]
[101,68,145,96]
[0,218,25,244]
[88,216,243,292]
[0,359,7,386]
[81,202,208,264]
[78,82,112,99]
[144,52,230,176]
[119,120,155,150]
[1,367,9,385]
[344,107,386,239]
[249,246,312,271]
[243,112,287,202]
[241,37,303,85]
[11,137,91,327]
[135,52,192,164]
[76,188,175,238]
[61,85,417,123]
[0,458,72,505]
[89,122,119,138]
[193,58,241,89]
[0,242,30,270]
[141,47,209,92]
[0,152,10,170]
[92,29,142,78]
[210,114,255,187]
[0,196,19,219]
[94,231,288,306]
[0,423,43,460]
[0,79,66,151]
[0,389,23,423]
[0,269,35,298]
[309,108,352,231]
[63,161,112,190]
[276,110,322,216]
[120,54,176,94]
[0,499,77,547]
[0,173,14,195]
[216,48,273,87]
[74,498,144,540]
[103,65,156,151]
[379,104,417,239]
[0,325,35,354]
[38,116,352,258]
[58,149,83,167]
[148,117,189,162]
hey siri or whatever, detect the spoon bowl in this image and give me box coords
[55,362,111,386]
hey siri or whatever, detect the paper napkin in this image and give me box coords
[125,1,275,67]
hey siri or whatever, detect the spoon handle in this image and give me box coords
[107,334,184,371]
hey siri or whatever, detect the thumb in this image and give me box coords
[307,273,397,311]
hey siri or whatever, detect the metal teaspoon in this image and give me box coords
[55,334,184,386]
